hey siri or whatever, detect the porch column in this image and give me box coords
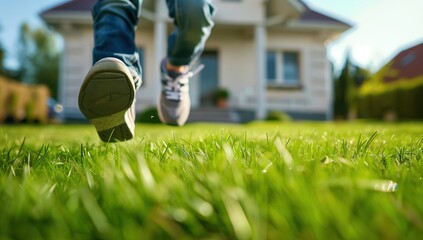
[324,50,333,120]
[255,24,267,120]
[153,0,167,97]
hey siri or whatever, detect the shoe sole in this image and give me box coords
[78,58,135,142]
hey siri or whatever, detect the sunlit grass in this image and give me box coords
[0,122,422,239]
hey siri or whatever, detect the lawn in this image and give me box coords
[0,122,422,239]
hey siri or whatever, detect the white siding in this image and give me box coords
[60,27,93,117]
[213,0,265,24]
[205,27,257,109]
[264,31,330,114]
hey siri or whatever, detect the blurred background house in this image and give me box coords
[357,42,423,121]
[41,0,350,123]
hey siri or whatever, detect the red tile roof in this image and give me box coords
[384,42,423,83]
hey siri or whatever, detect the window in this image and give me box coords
[283,52,300,85]
[266,50,301,88]
[266,51,276,83]
[400,52,416,66]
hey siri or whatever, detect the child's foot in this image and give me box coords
[78,57,137,142]
[157,59,203,126]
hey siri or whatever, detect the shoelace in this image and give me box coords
[114,53,142,90]
[162,64,204,101]
[128,67,142,90]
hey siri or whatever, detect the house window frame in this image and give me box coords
[266,49,302,89]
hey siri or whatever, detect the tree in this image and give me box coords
[0,24,5,76]
[0,42,4,76]
[17,23,61,99]
[334,55,351,119]
[333,53,371,120]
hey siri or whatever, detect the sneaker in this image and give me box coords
[78,57,138,142]
[157,59,204,126]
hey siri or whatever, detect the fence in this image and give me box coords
[0,77,50,123]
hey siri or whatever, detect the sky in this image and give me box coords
[1,0,423,72]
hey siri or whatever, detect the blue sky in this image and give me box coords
[304,0,423,71]
[1,0,423,72]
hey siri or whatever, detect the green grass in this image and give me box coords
[0,122,422,239]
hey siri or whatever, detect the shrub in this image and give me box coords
[416,84,423,119]
[266,111,292,122]
[136,107,162,124]
[357,79,423,120]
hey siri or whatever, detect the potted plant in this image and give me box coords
[214,88,230,108]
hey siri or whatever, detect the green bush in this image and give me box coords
[369,94,382,119]
[266,111,292,122]
[136,107,161,124]
[416,84,423,119]
[380,89,397,115]
[397,87,415,119]
[357,81,423,120]
[357,96,369,118]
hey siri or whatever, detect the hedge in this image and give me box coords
[357,80,423,120]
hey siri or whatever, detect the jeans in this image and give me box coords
[92,0,215,79]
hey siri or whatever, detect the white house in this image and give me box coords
[42,0,350,122]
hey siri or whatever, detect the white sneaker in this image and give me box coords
[157,59,203,126]
[78,57,137,142]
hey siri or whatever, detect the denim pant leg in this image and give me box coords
[166,0,216,66]
[92,0,143,88]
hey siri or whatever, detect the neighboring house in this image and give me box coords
[382,42,423,83]
[358,42,423,120]
[360,42,423,91]
[42,0,350,122]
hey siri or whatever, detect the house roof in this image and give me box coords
[42,0,95,14]
[297,1,350,27]
[41,0,350,28]
[384,42,423,83]
[300,8,350,26]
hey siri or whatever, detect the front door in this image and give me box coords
[199,51,219,106]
